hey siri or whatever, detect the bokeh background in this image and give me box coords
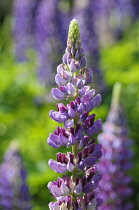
[0,0,139,209]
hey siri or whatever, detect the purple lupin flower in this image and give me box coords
[47,19,103,209]
[0,144,32,210]
[97,83,133,210]
[34,0,68,84]
[72,0,106,93]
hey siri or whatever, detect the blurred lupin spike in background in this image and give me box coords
[97,83,134,210]
[0,142,32,209]
[34,0,68,85]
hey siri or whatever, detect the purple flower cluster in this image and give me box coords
[0,144,32,210]
[97,83,133,210]
[47,19,103,209]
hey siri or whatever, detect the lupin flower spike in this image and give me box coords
[97,83,133,210]
[0,143,32,209]
[47,19,103,210]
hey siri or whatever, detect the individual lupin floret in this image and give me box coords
[47,19,103,209]
[0,143,32,210]
[97,83,133,210]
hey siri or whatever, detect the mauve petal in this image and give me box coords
[67,162,75,172]
[47,182,53,190]
[69,133,76,145]
[48,133,61,145]
[59,133,68,146]
[74,182,82,195]
[62,54,68,64]
[75,129,83,141]
[66,83,75,96]
[85,89,95,100]
[79,86,90,97]
[57,64,64,74]
[87,198,97,210]
[77,78,84,89]
[51,88,66,100]
[75,49,79,60]
[67,53,72,64]
[50,110,69,123]
[66,45,71,53]
[47,138,60,148]
[49,202,55,210]
[55,74,68,86]
[64,119,74,129]
[77,103,85,114]
[63,70,71,81]
[60,182,70,195]
[53,202,60,210]
[67,105,76,118]
[51,185,62,197]
[69,59,77,72]
[93,94,101,107]
[48,159,59,173]
[57,162,67,173]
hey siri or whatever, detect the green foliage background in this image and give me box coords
[0,16,139,210]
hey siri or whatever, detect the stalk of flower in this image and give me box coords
[0,143,32,210]
[97,83,133,210]
[47,19,103,210]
